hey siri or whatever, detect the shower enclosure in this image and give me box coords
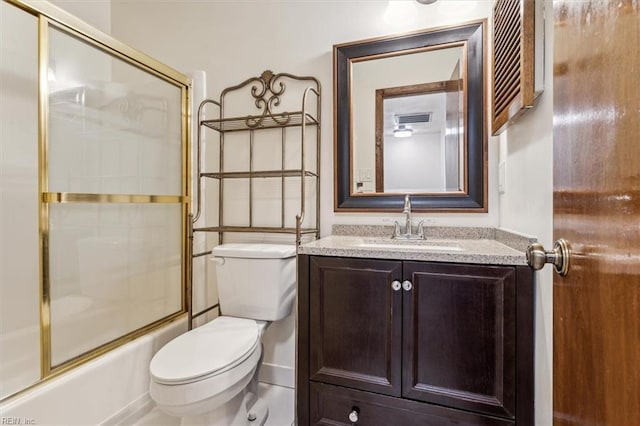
[1,0,190,400]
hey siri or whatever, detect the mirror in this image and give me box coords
[334,20,487,212]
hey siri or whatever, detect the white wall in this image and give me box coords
[384,131,444,192]
[49,0,111,34]
[0,0,40,399]
[498,2,554,425]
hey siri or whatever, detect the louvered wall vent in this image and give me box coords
[491,0,544,135]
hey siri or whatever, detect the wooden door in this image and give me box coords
[553,2,640,424]
[308,257,403,396]
[402,262,517,419]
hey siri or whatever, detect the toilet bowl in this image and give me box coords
[150,316,268,425]
[148,243,296,426]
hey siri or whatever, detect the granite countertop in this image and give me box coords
[298,225,536,266]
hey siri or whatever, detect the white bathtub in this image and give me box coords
[0,318,186,425]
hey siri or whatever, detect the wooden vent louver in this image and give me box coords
[491,0,540,135]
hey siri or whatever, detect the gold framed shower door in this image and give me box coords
[2,0,192,398]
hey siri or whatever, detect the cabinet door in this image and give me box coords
[402,262,516,419]
[310,257,402,396]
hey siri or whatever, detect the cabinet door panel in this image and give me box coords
[403,262,516,418]
[310,257,402,396]
[310,382,515,426]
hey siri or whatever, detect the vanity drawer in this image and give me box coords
[310,382,515,426]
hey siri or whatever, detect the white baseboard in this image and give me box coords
[259,363,295,389]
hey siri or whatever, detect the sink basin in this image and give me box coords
[355,241,463,252]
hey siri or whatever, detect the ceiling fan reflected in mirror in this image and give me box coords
[393,124,413,138]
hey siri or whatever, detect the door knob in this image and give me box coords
[391,280,402,291]
[402,280,413,291]
[526,239,571,276]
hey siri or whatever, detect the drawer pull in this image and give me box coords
[348,407,360,423]
[391,280,402,291]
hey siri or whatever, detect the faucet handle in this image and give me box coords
[393,220,402,237]
[382,218,403,237]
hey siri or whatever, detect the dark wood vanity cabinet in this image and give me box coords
[297,255,534,426]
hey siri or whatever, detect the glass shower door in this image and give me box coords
[1,0,190,399]
[44,23,188,370]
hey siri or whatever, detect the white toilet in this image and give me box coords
[149,243,296,426]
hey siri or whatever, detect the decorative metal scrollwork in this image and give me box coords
[245,70,292,128]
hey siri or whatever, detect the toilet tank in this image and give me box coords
[212,243,296,321]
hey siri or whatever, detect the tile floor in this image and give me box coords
[134,383,294,426]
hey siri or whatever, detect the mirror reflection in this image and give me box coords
[378,84,463,193]
[352,46,464,194]
[366,46,464,194]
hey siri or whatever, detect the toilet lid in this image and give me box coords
[150,317,259,384]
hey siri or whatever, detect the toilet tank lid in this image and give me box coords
[212,243,296,259]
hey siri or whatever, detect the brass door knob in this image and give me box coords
[526,239,571,276]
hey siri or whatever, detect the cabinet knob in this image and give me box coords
[348,407,360,423]
[391,280,402,291]
[402,280,413,291]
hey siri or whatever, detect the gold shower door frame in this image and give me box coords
[4,0,191,388]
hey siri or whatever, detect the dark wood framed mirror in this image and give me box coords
[334,20,487,212]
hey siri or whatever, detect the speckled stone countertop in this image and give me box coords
[297,225,536,266]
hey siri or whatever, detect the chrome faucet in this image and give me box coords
[402,194,412,233]
[393,195,424,240]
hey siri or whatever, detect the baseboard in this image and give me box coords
[259,363,294,389]
[100,392,154,426]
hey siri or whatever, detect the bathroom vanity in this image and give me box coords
[296,226,535,426]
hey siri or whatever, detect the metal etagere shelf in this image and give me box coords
[188,70,320,328]
[201,110,319,132]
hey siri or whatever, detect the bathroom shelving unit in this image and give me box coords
[188,70,321,328]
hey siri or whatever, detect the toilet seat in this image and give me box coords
[150,316,259,385]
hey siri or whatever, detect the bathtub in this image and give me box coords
[0,318,186,425]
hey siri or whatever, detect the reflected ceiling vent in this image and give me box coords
[396,112,432,125]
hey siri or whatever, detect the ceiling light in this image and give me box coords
[416,0,438,4]
[393,124,413,138]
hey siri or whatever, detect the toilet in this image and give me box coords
[149,243,297,426]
